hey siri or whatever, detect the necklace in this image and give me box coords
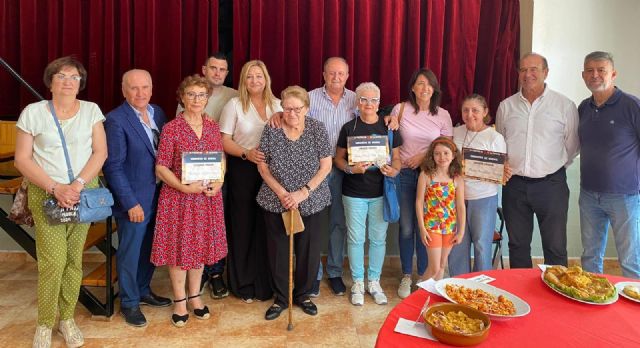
[462,125,487,148]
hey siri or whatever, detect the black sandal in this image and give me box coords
[188,294,210,320]
[171,298,189,328]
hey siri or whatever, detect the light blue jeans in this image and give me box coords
[448,195,498,276]
[398,168,427,276]
[579,188,640,279]
[343,195,388,281]
[317,168,347,280]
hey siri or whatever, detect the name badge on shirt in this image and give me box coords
[347,135,389,165]
[181,151,225,184]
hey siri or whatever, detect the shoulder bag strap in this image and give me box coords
[387,128,394,160]
[48,100,75,184]
[397,102,405,125]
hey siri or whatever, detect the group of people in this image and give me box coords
[13,50,640,348]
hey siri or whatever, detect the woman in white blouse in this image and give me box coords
[218,60,282,302]
[14,56,107,348]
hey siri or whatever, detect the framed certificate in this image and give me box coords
[462,148,506,184]
[181,151,225,184]
[347,135,389,165]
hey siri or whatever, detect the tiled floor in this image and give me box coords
[0,253,623,348]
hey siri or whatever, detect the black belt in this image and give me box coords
[513,167,565,183]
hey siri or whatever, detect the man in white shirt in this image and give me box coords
[496,53,579,268]
[177,53,238,299]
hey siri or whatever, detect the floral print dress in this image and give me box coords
[151,114,228,270]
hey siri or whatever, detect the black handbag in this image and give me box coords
[42,100,113,225]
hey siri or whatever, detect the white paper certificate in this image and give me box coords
[347,135,389,165]
[462,148,506,184]
[181,151,225,184]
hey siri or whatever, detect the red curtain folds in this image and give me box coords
[1,0,518,124]
[233,0,520,124]
[0,0,220,119]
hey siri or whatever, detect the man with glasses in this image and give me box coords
[578,51,640,279]
[103,69,170,327]
[177,53,238,299]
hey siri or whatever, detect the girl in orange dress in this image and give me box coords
[416,136,466,280]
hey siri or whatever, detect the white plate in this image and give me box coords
[435,278,531,319]
[615,281,640,304]
[540,270,618,305]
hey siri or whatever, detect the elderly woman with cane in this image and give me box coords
[256,86,332,321]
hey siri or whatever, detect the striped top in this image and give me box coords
[308,86,357,155]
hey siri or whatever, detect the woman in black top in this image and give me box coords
[256,86,332,320]
[334,82,402,307]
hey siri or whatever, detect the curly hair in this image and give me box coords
[176,74,212,108]
[420,136,463,178]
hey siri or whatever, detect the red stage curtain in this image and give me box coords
[1,0,518,124]
[0,0,220,119]
[232,0,520,124]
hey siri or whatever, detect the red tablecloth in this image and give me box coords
[376,269,640,347]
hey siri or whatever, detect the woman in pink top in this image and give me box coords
[390,69,453,298]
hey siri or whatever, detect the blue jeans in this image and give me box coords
[448,195,498,276]
[398,168,427,276]
[343,195,388,281]
[317,168,347,280]
[579,188,640,279]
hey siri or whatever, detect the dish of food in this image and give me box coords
[423,303,491,347]
[615,281,640,304]
[435,278,531,319]
[426,309,486,335]
[541,265,618,305]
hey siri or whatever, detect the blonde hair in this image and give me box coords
[238,60,277,113]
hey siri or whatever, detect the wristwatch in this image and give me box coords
[344,165,353,174]
[75,177,86,187]
[304,184,312,193]
[241,150,248,160]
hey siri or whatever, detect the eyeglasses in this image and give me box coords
[152,129,160,150]
[358,97,380,105]
[283,106,304,114]
[54,74,82,82]
[185,92,208,101]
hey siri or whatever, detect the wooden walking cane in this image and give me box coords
[287,208,294,331]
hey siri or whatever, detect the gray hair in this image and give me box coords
[520,52,548,70]
[355,82,380,100]
[584,51,614,68]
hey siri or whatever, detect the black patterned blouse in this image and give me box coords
[256,117,332,216]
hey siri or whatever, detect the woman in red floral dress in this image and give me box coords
[151,75,227,327]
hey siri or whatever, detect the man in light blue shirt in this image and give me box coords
[308,57,357,296]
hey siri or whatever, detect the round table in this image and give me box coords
[376,269,640,347]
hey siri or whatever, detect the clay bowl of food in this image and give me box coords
[424,303,491,346]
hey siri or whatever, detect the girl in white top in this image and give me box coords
[448,94,509,276]
[218,60,282,302]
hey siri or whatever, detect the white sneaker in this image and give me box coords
[368,280,388,305]
[350,281,365,306]
[32,325,51,348]
[397,275,412,299]
[58,319,84,348]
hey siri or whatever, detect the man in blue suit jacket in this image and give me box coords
[103,69,171,327]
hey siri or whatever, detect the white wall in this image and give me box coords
[526,0,640,258]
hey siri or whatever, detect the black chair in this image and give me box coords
[492,207,505,269]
